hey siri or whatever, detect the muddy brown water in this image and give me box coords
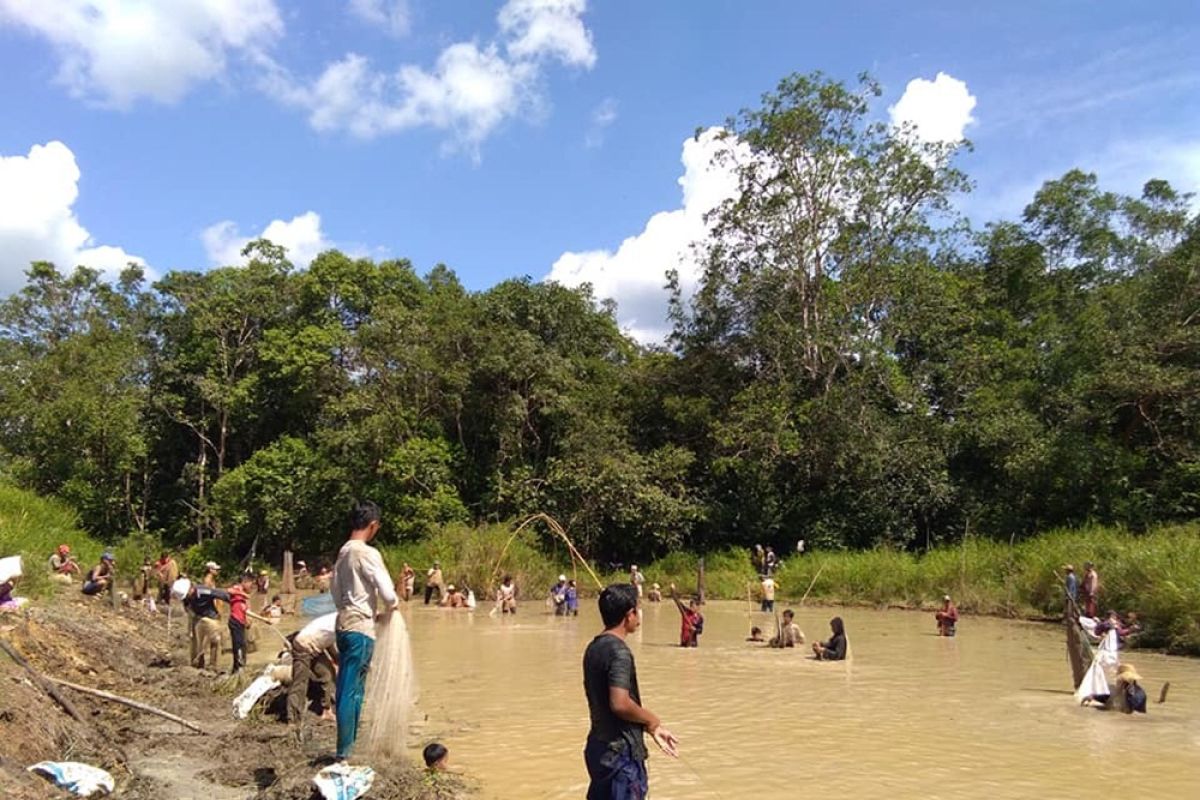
[359,598,1200,800]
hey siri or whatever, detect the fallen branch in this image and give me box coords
[47,676,207,735]
[0,638,86,724]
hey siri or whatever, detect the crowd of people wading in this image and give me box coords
[1,504,1161,800]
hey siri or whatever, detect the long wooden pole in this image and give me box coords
[48,677,207,734]
[0,639,86,723]
[799,563,827,607]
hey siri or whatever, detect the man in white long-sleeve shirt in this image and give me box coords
[330,500,398,760]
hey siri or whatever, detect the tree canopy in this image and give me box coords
[0,72,1196,563]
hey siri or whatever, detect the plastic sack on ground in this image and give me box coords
[0,555,22,583]
[313,763,375,800]
[232,668,281,718]
[28,761,114,796]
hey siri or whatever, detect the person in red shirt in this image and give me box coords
[669,583,703,647]
[227,572,255,673]
[935,594,959,637]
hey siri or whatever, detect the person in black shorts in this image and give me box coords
[583,584,680,799]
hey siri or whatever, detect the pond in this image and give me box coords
[397,596,1200,799]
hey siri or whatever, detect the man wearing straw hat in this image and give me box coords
[1081,663,1148,713]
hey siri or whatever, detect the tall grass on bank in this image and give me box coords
[378,521,578,605]
[613,525,1200,655]
[0,484,104,597]
[379,520,1199,653]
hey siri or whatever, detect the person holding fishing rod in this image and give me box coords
[583,583,679,799]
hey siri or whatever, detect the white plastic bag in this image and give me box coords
[313,763,375,800]
[28,761,114,796]
[232,668,281,719]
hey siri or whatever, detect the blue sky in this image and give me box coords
[1,1,1197,340]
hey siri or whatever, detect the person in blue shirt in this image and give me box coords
[551,575,568,616]
[1063,564,1079,604]
[566,579,579,616]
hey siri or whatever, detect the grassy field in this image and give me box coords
[0,483,106,597]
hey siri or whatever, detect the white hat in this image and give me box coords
[204,561,220,571]
[170,577,192,601]
[558,574,566,582]
[631,565,638,570]
[447,584,456,591]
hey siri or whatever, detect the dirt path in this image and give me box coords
[0,595,461,799]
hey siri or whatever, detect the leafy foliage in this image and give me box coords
[0,71,1196,573]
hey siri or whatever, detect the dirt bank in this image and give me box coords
[0,594,464,799]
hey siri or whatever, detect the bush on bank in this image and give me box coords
[382,519,1200,655]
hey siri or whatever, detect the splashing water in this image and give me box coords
[361,610,417,759]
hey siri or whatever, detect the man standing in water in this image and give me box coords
[669,583,703,647]
[583,583,679,798]
[331,500,399,761]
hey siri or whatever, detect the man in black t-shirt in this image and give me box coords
[582,583,679,799]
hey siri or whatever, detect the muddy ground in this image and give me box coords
[0,595,464,799]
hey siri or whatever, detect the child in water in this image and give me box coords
[566,579,579,616]
[669,583,703,647]
[423,742,449,772]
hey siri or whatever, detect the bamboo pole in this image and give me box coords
[48,677,207,734]
[798,563,826,607]
[0,639,86,723]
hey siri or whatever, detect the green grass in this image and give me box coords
[0,483,106,597]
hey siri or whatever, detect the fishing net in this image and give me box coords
[360,611,417,759]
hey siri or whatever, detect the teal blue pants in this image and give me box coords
[335,630,375,758]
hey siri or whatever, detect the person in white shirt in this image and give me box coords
[630,565,645,597]
[760,575,776,612]
[288,612,337,724]
[330,501,398,759]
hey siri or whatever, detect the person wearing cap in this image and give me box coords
[935,595,959,636]
[81,553,115,596]
[551,575,569,616]
[629,565,645,597]
[48,544,80,581]
[256,569,271,594]
[440,583,467,608]
[202,561,222,589]
[330,500,398,760]
[172,577,231,669]
[424,560,445,605]
[1082,562,1101,618]
[295,560,309,579]
[646,582,662,603]
[288,612,338,725]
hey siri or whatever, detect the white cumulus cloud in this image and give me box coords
[0,0,283,108]
[889,72,977,144]
[265,0,596,153]
[548,128,739,343]
[0,141,144,293]
[201,211,332,268]
[348,0,411,38]
[498,0,595,68]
